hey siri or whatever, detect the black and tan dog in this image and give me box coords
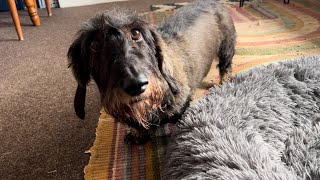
[68,0,236,143]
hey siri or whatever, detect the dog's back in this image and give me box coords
[158,0,236,89]
[158,0,226,39]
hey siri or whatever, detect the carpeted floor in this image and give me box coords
[0,0,188,179]
[85,0,320,179]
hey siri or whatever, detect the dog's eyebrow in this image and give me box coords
[128,19,146,28]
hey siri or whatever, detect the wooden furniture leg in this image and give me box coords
[24,0,40,26]
[45,0,52,16]
[33,0,52,16]
[6,0,24,40]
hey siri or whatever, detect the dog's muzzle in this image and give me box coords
[121,74,149,96]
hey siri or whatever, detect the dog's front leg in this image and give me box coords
[124,125,151,144]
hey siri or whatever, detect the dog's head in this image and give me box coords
[68,9,179,128]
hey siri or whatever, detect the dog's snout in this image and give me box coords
[123,75,149,96]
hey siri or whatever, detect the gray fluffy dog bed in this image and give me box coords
[162,56,320,180]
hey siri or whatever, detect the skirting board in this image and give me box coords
[59,0,128,8]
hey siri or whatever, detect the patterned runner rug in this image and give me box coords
[84,0,320,179]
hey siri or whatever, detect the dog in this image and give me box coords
[68,0,236,144]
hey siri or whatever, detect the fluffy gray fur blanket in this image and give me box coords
[162,56,320,180]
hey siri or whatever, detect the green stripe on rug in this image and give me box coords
[237,41,320,56]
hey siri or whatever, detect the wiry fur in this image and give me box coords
[102,76,164,129]
[68,0,236,143]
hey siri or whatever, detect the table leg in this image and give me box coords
[6,0,24,40]
[24,0,40,26]
[45,0,52,16]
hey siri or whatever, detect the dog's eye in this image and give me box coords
[131,29,142,42]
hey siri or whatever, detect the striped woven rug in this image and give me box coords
[84,0,320,179]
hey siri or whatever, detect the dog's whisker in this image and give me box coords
[149,123,160,127]
[159,104,166,112]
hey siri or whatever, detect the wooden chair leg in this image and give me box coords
[44,0,52,16]
[24,0,40,26]
[6,0,24,40]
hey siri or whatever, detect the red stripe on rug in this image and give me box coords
[232,5,258,21]
[138,145,146,179]
[132,145,140,179]
[126,139,132,179]
[114,124,125,179]
[226,6,244,23]
[238,30,320,46]
[107,122,119,179]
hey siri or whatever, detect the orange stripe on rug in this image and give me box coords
[233,51,320,74]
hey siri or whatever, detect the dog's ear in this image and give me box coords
[148,28,180,95]
[68,30,96,119]
[74,84,86,119]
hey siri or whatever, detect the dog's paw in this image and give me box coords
[124,132,150,144]
[219,72,232,85]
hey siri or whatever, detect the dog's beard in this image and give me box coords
[102,77,164,129]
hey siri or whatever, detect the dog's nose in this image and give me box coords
[123,75,148,96]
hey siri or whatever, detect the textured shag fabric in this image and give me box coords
[163,56,320,180]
